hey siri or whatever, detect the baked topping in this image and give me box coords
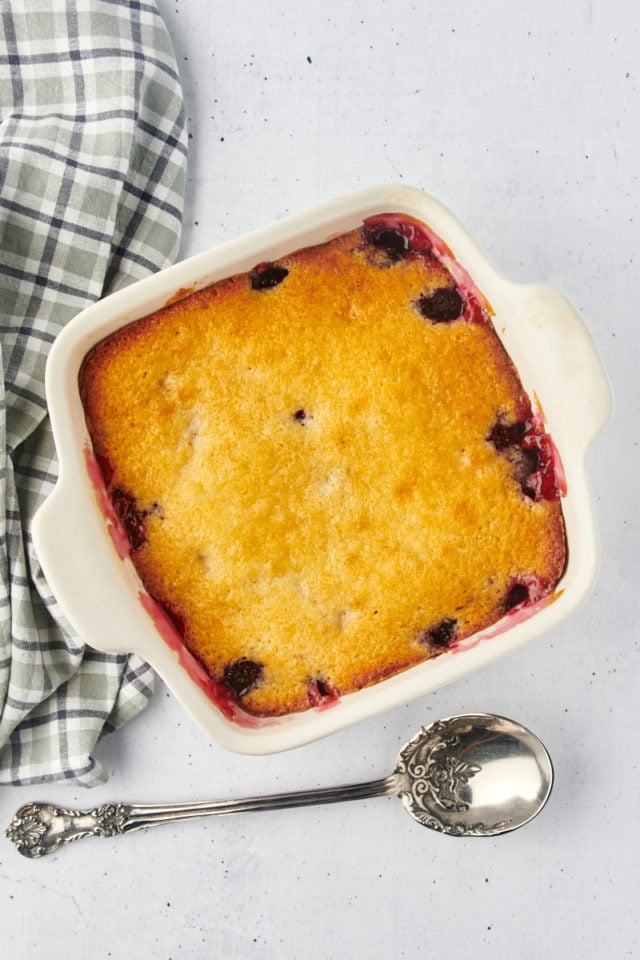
[80,214,567,719]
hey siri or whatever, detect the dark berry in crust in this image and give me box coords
[222,658,264,699]
[416,287,464,323]
[505,445,540,493]
[487,417,559,502]
[111,488,147,549]
[487,420,528,451]
[503,582,530,611]
[156,599,187,637]
[418,618,458,650]
[307,677,338,706]
[365,225,410,260]
[363,213,434,263]
[249,263,289,290]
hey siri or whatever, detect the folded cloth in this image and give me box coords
[0,0,188,785]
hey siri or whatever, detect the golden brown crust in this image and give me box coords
[79,222,566,717]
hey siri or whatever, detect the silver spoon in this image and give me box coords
[5,713,552,858]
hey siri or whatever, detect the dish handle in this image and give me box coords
[31,477,142,656]
[515,282,613,447]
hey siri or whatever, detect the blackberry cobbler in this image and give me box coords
[79,214,566,718]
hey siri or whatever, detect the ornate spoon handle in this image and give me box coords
[6,775,400,858]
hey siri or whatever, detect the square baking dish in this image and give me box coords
[32,184,612,754]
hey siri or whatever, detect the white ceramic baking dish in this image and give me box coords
[32,184,612,754]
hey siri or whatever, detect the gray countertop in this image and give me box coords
[2,1,637,957]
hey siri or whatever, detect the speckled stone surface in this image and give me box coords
[1,1,638,958]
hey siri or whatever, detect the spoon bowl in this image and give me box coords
[394,713,553,836]
[5,713,553,858]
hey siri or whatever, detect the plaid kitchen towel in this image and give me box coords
[0,0,188,785]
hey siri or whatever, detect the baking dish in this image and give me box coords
[32,184,612,754]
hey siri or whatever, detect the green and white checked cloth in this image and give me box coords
[0,0,188,785]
